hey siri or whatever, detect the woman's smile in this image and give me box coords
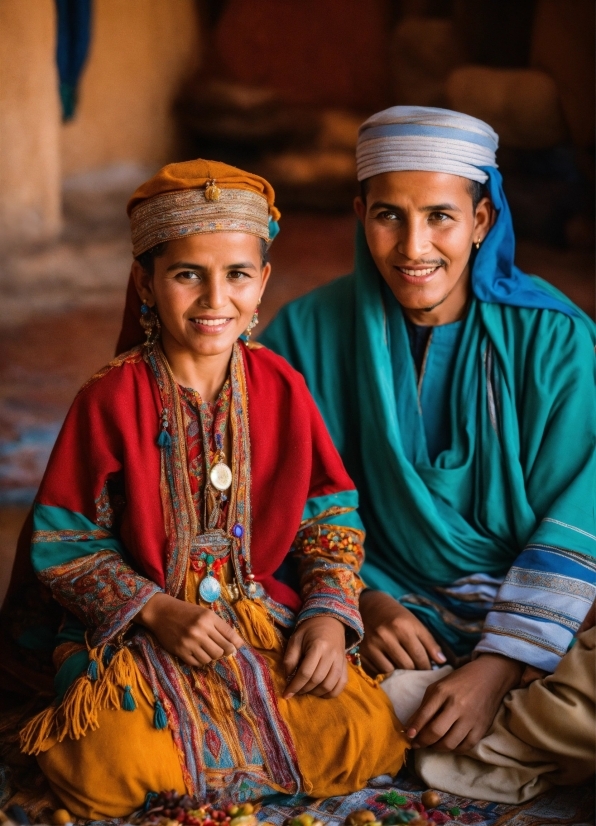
[188,316,234,335]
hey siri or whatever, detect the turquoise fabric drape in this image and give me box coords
[261,224,596,656]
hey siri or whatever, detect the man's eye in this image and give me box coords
[228,271,250,280]
[177,271,200,281]
[429,212,450,223]
[377,211,399,221]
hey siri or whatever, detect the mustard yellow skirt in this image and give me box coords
[35,646,405,819]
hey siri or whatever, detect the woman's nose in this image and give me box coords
[200,278,227,309]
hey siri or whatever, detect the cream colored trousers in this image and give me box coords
[381,628,595,803]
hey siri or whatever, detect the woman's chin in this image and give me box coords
[183,329,242,357]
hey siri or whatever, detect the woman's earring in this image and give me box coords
[140,302,161,346]
[245,306,260,340]
[474,238,482,250]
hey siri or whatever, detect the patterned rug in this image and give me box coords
[255,774,595,826]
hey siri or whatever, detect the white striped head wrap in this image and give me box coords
[356,106,499,184]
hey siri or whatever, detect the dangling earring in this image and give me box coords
[245,300,261,340]
[140,302,161,346]
[474,238,482,250]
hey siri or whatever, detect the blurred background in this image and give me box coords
[0,0,594,601]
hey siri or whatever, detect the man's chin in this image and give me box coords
[395,292,447,313]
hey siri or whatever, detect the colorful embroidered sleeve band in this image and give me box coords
[32,503,161,647]
[476,545,596,670]
[293,508,365,643]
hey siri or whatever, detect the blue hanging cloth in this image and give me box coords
[55,0,93,121]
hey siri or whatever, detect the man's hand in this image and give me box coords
[406,653,524,751]
[359,590,446,673]
[283,616,348,699]
[137,592,244,666]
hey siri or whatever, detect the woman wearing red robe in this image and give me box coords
[19,160,407,819]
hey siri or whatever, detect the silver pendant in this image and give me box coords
[199,574,221,603]
[209,461,232,491]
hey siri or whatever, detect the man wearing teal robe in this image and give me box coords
[261,107,596,754]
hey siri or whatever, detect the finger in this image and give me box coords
[412,705,460,749]
[377,628,426,670]
[177,650,205,668]
[283,633,303,678]
[406,689,446,739]
[284,649,319,698]
[194,637,226,661]
[363,637,415,672]
[321,674,348,699]
[427,718,471,752]
[212,616,245,650]
[318,664,349,699]
[301,659,344,696]
[400,632,432,670]
[186,647,213,666]
[295,658,334,696]
[453,727,485,754]
[417,625,447,665]
[360,644,399,675]
[209,628,240,657]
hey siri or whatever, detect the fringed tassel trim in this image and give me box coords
[20,642,154,755]
[233,597,281,651]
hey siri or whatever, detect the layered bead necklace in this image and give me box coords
[182,382,255,606]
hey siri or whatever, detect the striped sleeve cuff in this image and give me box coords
[475,544,596,671]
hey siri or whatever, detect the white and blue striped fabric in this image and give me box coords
[475,544,596,670]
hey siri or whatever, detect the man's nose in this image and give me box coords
[395,220,430,261]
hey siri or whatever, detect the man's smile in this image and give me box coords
[394,264,443,284]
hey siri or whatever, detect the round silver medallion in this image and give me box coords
[209,462,232,492]
[199,575,221,603]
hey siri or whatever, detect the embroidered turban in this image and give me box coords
[356,106,499,184]
[128,159,281,257]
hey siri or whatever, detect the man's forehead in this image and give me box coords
[365,170,470,201]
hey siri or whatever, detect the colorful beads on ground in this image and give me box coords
[284,814,324,826]
[134,792,260,826]
[420,792,441,809]
[345,810,378,826]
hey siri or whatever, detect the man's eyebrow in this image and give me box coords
[369,201,462,213]
[166,260,257,272]
[421,203,462,213]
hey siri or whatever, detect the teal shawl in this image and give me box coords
[261,225,596,657]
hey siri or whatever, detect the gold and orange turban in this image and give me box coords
[128,159,281,257]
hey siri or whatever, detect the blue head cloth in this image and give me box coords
[356,106,576,318]
[475,167,575,316]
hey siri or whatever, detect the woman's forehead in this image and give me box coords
[163,232,262,260]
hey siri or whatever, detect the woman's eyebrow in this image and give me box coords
[166,260,257,271]
[166,260,205,271]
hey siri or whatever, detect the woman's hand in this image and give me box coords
[406,653,524,752]
[137,592,244,666]
[359,590,446,672]
[283,616,348,700]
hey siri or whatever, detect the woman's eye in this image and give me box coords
[429,212,450,223]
